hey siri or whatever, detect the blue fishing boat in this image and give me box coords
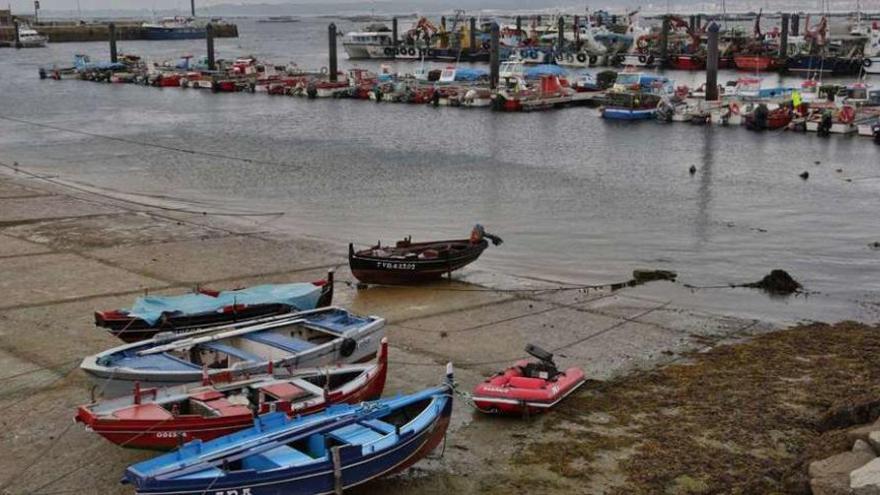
[123,369,454,495]
[143,17,207,40]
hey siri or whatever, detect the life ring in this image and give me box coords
[729,102,740,115]
[320,66,328,75]
[384,47,394,56]
[566,53,574,63]
[647,55,655,65]
[638,55,647,64]
[839,105,856,124]
[577,53,587,63]
[527,49,537,60]
[589,55,598,65]
[408,47,416,57]
[864,58,873,68]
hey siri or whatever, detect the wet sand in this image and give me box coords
[0,167,785,494]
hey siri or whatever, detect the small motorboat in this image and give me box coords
[80,307,385,397]
[122,368,454,494]
[75,339,388,450]
[744,104,793,131]
[472,344,586,416]
[95,272,334,343]
[349,225,502,285]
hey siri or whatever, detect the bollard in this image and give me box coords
[108,22,118,63]
[206,23,215,70]
[190,0,195,17]
[13,20,21,49]
[791,13,800,37]
[779,13,790,58]
[706,22,720,101]
[557,15,564,53]
[469,17,476,52]
[328,23,338,82]
[659,15,671,69]
[391,17,398,46]
[490,23,500,89]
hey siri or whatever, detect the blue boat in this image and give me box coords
[123,370,454,495]
[143,18,207,40]
[600,91,663,121]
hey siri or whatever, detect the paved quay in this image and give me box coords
[0,169,776,494]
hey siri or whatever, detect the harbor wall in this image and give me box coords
[0,22,237,42]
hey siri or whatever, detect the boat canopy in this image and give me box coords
[525,64,568,78]
[127,283,321,325]
[453,68,489,81]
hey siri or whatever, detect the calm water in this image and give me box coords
[1,18,879,323]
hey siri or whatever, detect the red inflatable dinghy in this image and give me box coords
[472,344,586,416]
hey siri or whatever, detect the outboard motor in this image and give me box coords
[523,344,561,379]
[873,122,880,145]
[818,110,833,137]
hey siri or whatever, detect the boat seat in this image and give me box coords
[328,423,385,445]
[360,419,396,435]
[200,342,262,362]
[242,445,315,471]
[200,398,251,417]
[259,382,311,402]
[243,331,316,353]
[111,403,174,421]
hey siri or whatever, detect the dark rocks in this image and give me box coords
[632,269,678,283]
[801,171,810,180]
[743,269,801,295]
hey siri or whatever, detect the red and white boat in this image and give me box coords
[472,345,586,416]
[75,339,388,450]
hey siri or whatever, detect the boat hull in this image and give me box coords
[734,55,782,72]
[473,364,586,416]
[143,27,207,40]
[669,55,705,71]
[128,389,453,495]
[601,107,657,120]
[349,239,488,285]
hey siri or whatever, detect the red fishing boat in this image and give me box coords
[744,104,793,131]
[472,344,586,416]
[668,54,706,71]
[734,54,783,72]
[75,339,388,450]
[349,225,502,285]
[95,272,334,343]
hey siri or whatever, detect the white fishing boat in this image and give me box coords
[18,25,48,47]
[342,25,395,59]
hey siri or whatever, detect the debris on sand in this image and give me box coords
[800,171,810,180]
[870,242,880,250]
[743,269,802,295]
[632,269,678,283]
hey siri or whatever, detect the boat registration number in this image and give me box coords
[155,431,187,438]
[377,261,415,270]
[212,490,252,495]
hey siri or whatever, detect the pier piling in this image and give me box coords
[328,23,338,83]
[573,15,579,44]
[696,14,702,29]
[13,20,21,49]
[490,23,500,89]
[190,0,195,17]
[516,16,522,37]
[689,15,696,32]
[557,15,565,53]
[660,16,671,69]
[791,13,800,37]
[108,23,118,63]
[706,22,720,101]
[392,18,398,46]
[206,23,215,71]
[469,17,476,53]
[779,13,790,59]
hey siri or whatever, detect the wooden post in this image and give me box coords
[490,22,500,89]
[190,0,195,17]
[660,15,671,68]
[779,13,790,58]
[206,23,215,70]
[516,15,522,38]
[391,17,398,46]
[328,23,338,82]
[557,15,564,53]
[13,20,21,49]
[469,17,476,52]
[689,15,696,32]
[108,22,117,63]
[791,13,800,37]
[331,446,343,495]
[706,22,720,101]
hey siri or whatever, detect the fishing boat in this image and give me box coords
[80,307,385,397]
[342,25,395,59]
[668,54,706,71]
[600,91,663,120]
[96,273,334,343]
[122,370,454,494]
[866,57,880,75]
[75,339,388,450]
[734,54,783,72]
[472,344,585,416]
[143,17,207,40]
[743,104,793,131]
[349,225,502,285]
[17,25,48,47]
[257,16,300,23]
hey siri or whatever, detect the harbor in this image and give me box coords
[2,4,880,495]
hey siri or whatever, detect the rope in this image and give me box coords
[0,114,302,172]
